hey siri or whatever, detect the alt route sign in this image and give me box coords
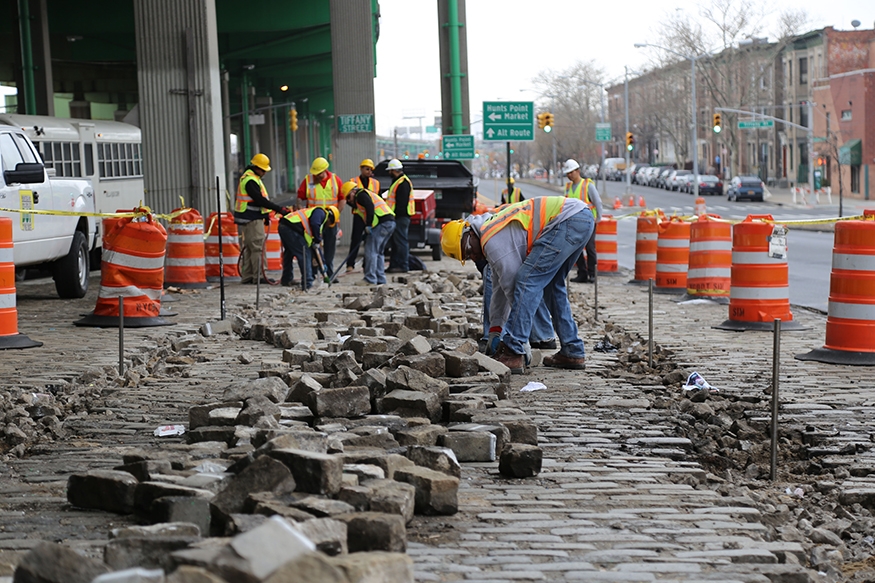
[482,101,534,141]
[442,135,475,160]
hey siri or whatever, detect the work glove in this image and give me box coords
[363,226,372,239]
[486,326,501,356]
[523,342,532,366]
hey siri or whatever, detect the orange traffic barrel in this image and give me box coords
[630,212,662,284]
[797,211,875,364]
[655,217,690,293]
[0,218,41,349]
[76,211,173,328]
[596,215,620,275]
[265,214,283,272]
[685,214,731,303]
[164,208,208,289]
[715,214,803,331]
[695,197,706,216]
[205,212,241,282]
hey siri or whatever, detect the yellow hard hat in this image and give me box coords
[508,177,515,184]
[325,205,340,227]
[359,159,375,169]
[250,153,271,172]
[440,219,469,265]
[341,181,358,198]
[310,156,329,175]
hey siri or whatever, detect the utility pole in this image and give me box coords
[624,67,631,194]
[807,100,815,202]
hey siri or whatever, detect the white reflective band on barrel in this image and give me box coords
[103,249,165,270]
[599,253,618,260]
[730,286,790,300]
[0,248,13,263]
[636,232,658,241]
[658,239,689,248]
[832,253,875,272]
[656,264,687,272]
[595,235,615,241]
[166,257,205,267]
[168,233,204,244]
[0,292,16,309]
[636,253,657,262]
[206,236,239,245]
[98,285,162,300]
[690,240,731,252]
[205,256,236,264]
[732,251,786,265]
[171,223,202,232]
[266,251,281,258]
[828,301,875,321]
[688,267,731,278]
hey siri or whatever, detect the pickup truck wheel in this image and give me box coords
[432,245,442,261]
[54,231,89,299]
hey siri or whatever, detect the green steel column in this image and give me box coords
[446,0,464,135]
[17,0,37,114]
[242,73,251,163]
[286,105,296,191]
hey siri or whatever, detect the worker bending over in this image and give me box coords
[343,181,396,285]
[278,205,339,289]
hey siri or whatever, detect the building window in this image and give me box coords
[799,57,808,85]
[799,103,808,128]
[841,110,852,121]
[787,59,793,85]
[851,165,860,193]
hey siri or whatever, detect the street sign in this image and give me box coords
[737,119,774,129]
[482,101,534,141]
[337,114,374,134]
[441,135,475,160]
[425,126,439,134]
[595,123,611,142]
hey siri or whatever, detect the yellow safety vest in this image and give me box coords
[480,196,566,254]
[565,178,597,218]
[502,187,523,204]
[353,176,380,194]
[307,173,339,208]
[387,174,415,215]
[283,207,329,247]
[235,169,269,214]
[352,190,395,228]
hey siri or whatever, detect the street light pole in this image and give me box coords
[624,67,631,194]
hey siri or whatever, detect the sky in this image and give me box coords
[373,0,875,138]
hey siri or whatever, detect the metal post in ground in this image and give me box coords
[648,278,654,369]
[593,269,599,322]
[770,318,781,481]
[118,296,125,376]
[217,176,226,320]
[256,249,262,309]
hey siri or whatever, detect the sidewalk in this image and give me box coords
[764,185,873,213]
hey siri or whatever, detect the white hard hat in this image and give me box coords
[562,159,580,174]
[387,159,403,171]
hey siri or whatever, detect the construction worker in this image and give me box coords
[385,159,414,273]
[278,205,340,289]
[234,153,290,284]
[346,159,380,274]
[441,196,594,373]
[297,156,344,277]
[500,177,524,205]
[562,159,603,283]
[343,181,396,285]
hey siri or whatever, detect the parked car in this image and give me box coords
[630,164,649,184]
[666,170,691,191]
[726,176,765,202]
[657,167,674,189]
[687,174,723,195]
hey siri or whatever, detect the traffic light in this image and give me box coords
[544,113,554,133]
[509,148,514,154]
[289,109,298,132]
[404,150,409,159]
[537,113,546,130]
[712,113,722,134]
[625,132,634,151]
[475,150,480,158]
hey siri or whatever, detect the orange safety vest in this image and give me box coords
[353,176,380,194]
[307,173,340,208]
[565,178,597,218]
[352,190,395,228]
[480,196,566,254]
[283,207,329,247]
[502,187,523,204]
[235,169,269,214]
[387,174,415,215]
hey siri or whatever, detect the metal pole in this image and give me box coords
[770,318,781,480]
[624,68,631,194]
[551,95,557,185]
[242,72,251,164]
[256,245,262,309]
[446,0,464,135]
[506,142,511,193]
[593,268,599,322]
[118,296,124,376]
[286,105,296,191]
[807,100,815,205]
[691,57,700,198]
[599,86,607,197]
[648,278,654,369]
[17,0,37,114]
[217,176,226,320]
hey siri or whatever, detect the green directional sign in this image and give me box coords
[738,119,774,129]
[595,123,611,142]
[337,114,374,134]
[482,101,534,141]
[442,135,475,160]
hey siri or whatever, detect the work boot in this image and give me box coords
[493,342,526,374]
[543,352,586,370]
[570,273,589,283]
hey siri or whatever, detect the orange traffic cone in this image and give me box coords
[0,218,41,349]
[613,197,622,210]
[627,195,635,207]
[638,196,646,208]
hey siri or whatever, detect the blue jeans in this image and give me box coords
[347,214,365,269]
[278,222,313,288]
[503,212,594,358]
[389,215,410,271]
[322,223,337,276]
[482,265,554,342]
[365,220,395,284]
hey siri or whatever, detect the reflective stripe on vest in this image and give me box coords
[353,190,395,228]
[565,179,596,218]
[235,169,269,214]
[503,187,523,204]
[479,197,566,253]
[283,207,327,246]
[354,176,380,194]
[388,174,415,215]
[307,174,338,208]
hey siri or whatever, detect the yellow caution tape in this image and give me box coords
[611,208,873,227]
[0,206,193,222]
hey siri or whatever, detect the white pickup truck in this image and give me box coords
[0,126,95,298]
